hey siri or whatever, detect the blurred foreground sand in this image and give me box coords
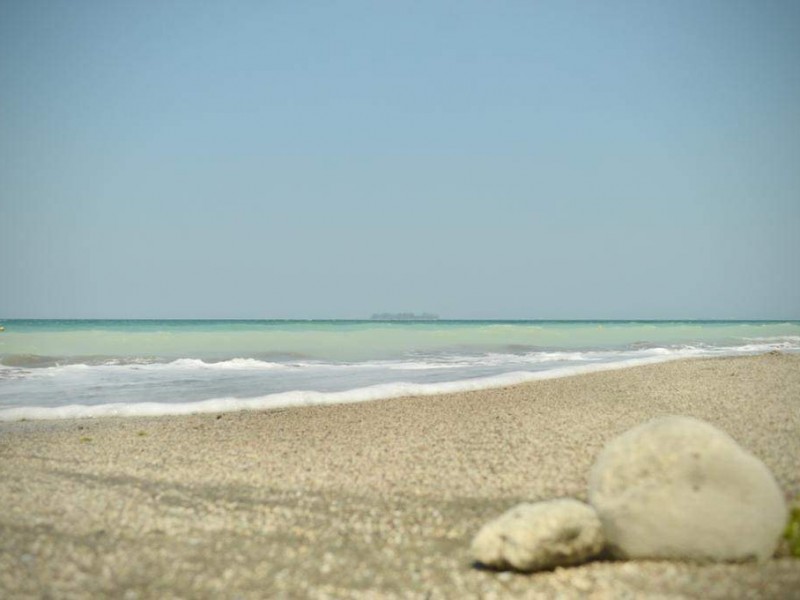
[1,354,799,598]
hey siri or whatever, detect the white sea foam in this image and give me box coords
[742,336,800,343]
[0,353,725,422]
[13,357,293,376]
[1,337,797,422]
[165,358,287,370]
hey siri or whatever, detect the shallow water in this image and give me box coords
[1,320,798,420]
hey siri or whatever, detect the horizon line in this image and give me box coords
[1,317,798,323]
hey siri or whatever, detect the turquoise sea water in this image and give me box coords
[0,320,798,420]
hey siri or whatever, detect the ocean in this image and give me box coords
[0,320,798,421]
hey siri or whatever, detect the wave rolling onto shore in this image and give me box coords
[0,319,798,421]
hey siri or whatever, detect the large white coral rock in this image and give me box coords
[589,416,787,561]
[471,499,605,572]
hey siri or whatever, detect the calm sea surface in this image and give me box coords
[1,320,797,420]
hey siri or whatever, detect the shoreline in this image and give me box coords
[2,350,796,423]
[0,352,689,422]
[1,353,799,597]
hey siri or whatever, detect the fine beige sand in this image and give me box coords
[1,353,799,598]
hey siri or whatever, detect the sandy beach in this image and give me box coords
[1,353,798,598]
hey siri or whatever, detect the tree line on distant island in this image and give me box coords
[370,313,440,321]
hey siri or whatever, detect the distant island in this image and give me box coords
[371,312,440,321]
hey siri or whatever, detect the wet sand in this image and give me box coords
[1,353,799,598]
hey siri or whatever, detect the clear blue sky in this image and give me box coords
[1,0,798,319]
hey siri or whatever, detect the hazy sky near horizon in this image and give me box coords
[1,1,798,319]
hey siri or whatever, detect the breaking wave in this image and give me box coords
[0,355,682,421]
[2,320,798,421]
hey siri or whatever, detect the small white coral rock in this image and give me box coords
[589,415,787,562]
[471,499,605,572]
